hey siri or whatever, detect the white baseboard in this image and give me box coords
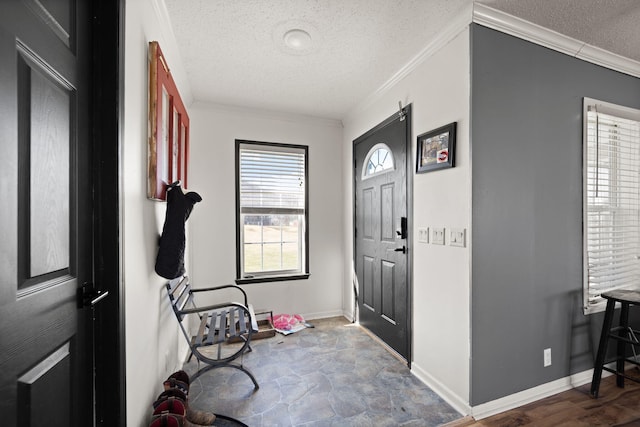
[303,309,347,321]
[471,368,607,420]
[411,363,471,417]
[411,364,613,420]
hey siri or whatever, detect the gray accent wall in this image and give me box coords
[470,24,640,405]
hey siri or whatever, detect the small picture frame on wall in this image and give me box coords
[416,122,456,173]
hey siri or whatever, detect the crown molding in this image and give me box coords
[472,3,640,79]
[576,43,640,78]
[348,1,640,122]
[346,2,474,120]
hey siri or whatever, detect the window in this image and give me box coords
[583,98,640,314]
[236,140,309,283]
[362,143,394,179]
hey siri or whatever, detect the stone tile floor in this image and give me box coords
[184,316,462,426]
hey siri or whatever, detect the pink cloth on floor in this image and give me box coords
[271,314,304,330]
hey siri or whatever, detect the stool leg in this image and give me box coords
[591,299,616,397]
[616,302,630,388]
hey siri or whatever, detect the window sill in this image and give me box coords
[236,273,310,285]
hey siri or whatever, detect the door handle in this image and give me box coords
[89,290,109,306]
[77,282,109,308]
[394,246,407,254]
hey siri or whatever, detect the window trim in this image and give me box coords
[583,97,640,314]
[235,140,310,284]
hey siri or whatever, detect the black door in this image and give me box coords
[0,1,94,425]
[354,107,412,362]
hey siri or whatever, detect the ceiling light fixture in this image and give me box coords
[273,20,320,56]
[283,29,312,50]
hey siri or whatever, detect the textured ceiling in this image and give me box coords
[163,0,640,120]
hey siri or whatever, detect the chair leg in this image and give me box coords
[234,364,259,390]
[617,302,630,388]
[591,299,616,397]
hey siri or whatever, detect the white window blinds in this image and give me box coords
[583,98,640,314]
[239,144,306,214]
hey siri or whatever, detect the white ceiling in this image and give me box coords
[163,0,640,120]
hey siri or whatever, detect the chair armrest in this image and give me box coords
[190,284,249,306]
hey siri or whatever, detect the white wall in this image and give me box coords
[188,104,345,320]
[342,28,471,412]
[123,1,192,425]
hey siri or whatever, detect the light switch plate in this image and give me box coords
[418,227,429,243]
[449,228,466,247]
[432,227,445,245]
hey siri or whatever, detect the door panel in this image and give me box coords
[381,260,395,321]
[363,255,375,310]
[354,107,411,361]
[27,0,72,47]
[363,188,374,238]
[18,343,71,425]
[24,47,72,280]
[381,184,394,241]
[0,0,93,425]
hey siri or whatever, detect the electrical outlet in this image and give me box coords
[544,348,552,367]
[418,227,429,243]
[449,228,466,247]
[432,227,445,245]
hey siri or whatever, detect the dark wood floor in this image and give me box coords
[444,371,640,426]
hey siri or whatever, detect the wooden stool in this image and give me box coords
[590,289,640,397]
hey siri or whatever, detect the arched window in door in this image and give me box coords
[362,143,394,180]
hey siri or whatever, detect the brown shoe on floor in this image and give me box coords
[186,408,216,425]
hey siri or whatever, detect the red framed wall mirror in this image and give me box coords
[148,41,189,201]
